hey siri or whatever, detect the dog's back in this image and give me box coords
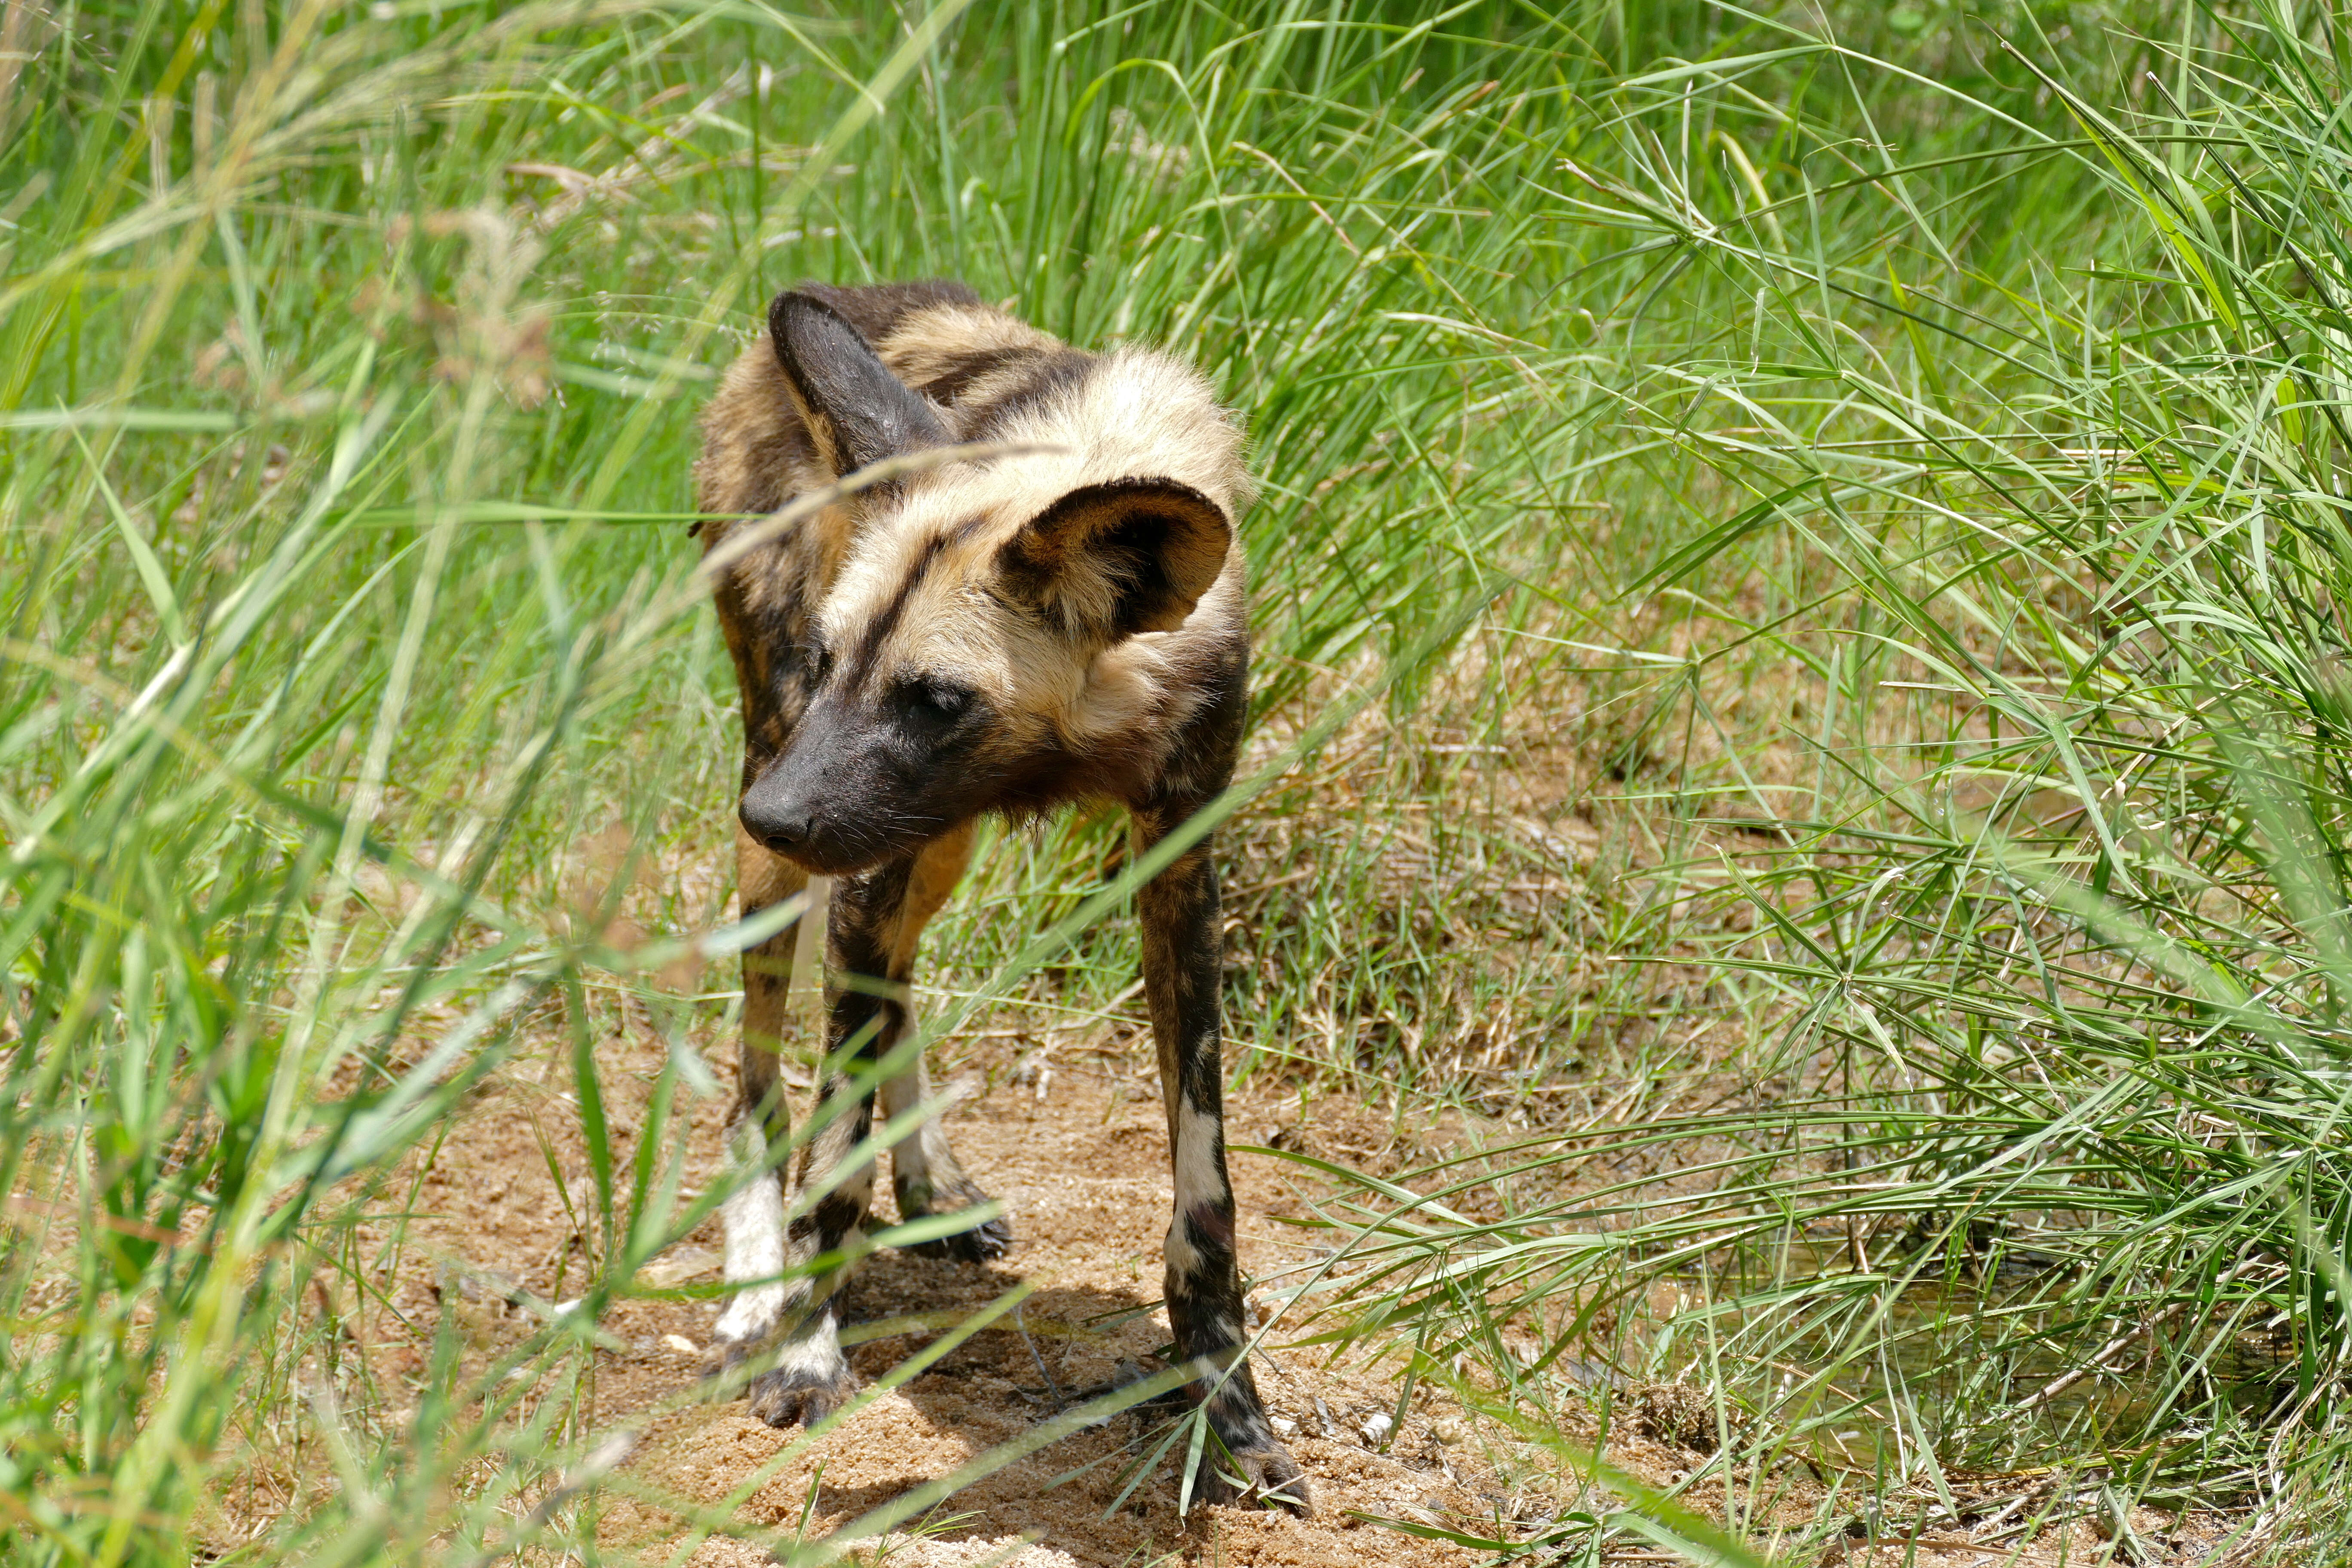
[697,279,1247,528]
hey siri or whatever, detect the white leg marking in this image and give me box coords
[1165,1224,1201,1275]
[715,1130,788,1347]
[1165,1098,1229,1276]
[775,1310,851,1384]
[1175,1099,1229,1210]
[882,1061,973,1200]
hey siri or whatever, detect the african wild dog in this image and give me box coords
[691,279,1307,1510]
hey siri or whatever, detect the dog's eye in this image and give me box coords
[897,677,971,720]
[802,640,833,683]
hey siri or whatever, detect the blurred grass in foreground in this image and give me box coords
[7,0,2348,1563]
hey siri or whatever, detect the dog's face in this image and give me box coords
[736,293,1231,875]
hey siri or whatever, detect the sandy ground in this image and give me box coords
[368,1011,1529,1568]
[327,990,2245,1568]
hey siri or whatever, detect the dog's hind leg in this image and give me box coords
[872,822,1009,1262]
[713,829,808,1366]
[1135,804,1310,1514]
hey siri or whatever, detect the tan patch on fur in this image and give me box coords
[735,826,808,911]
[886,822,975,974]
[878,304,1061,387]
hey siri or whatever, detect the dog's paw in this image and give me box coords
[905,1208,1014,1262]
[1194,1439,1312,1516]
[746,1362,858,1428]
[897,1179,1014,1261]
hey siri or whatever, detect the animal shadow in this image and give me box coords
[812,1259,1216,1552]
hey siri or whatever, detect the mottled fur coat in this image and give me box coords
[691,280,1304,1510]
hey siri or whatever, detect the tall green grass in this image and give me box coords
[0,1,1682,1559]
[1318,5,2352,1562]
[12,0,2338,1562]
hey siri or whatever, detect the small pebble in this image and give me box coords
[1361,1412,1394,1445]
[662,1333,701,1357]
[1271,1415,1298,1438]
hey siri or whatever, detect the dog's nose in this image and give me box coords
[739,798,813,854]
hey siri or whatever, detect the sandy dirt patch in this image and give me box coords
[335,994,2243,1568]
[371,1014,1519,1567]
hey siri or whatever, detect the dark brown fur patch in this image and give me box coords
[964,348,1096,437]
[915,346,1024,404]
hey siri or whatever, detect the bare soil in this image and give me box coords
[366,1012,1525,1567]
[333,973,2244,1568]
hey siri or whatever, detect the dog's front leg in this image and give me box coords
[740,858,915,1427]
[1134,807,1310,1514]
[714,830,805,1363]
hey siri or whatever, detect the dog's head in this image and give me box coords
[736,291,1236,875]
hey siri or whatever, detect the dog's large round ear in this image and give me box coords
[769,288,949,482]
[998,477,1232,639]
